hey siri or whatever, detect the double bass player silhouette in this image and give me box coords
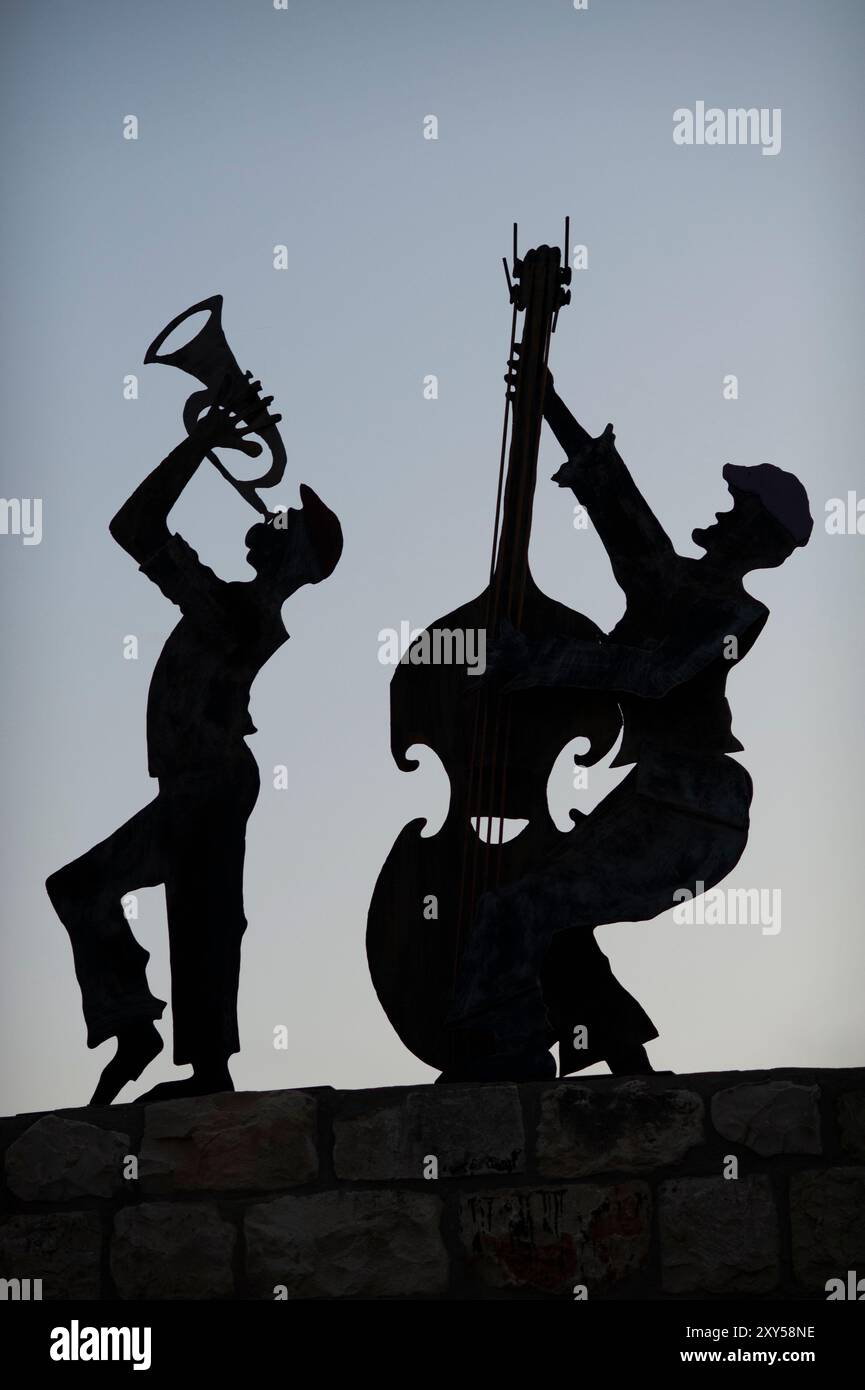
[366,238,627,1084]
[367,233,812,1084]
[448,370,812,1077]
[46,305,342,1105]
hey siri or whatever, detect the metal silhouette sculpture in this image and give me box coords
[367,227,621,1082]
[46,299,342,1104]
[368,226,813,1084]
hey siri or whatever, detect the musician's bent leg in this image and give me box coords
[45,796,169,1100]
[451,767,750,1054]
[46,797,169,1045]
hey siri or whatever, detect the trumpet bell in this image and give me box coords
[145,294,287,514]
[145,295,235,389]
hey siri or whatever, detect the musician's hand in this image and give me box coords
[190,406,260,457]
[464,621,531,699]
[551,455,580,488]
[484,620,532,680]
[552,422,615,487]
[190,376,281,456]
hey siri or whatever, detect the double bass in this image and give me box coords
[366,227,621,1075]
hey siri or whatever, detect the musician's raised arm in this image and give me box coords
[109,434,208,565]
[108,395,270,567]
[544,377,675,589]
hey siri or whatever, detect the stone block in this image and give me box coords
[245,1190,447,1298]
[0,1212,102,1300]
[537,1081,704,1177]
[139,1090,317,1193]
[111,1201,235,1299]
[5,1114,131,1201]
[837,1093,865,1159]
[791,1167,865,1290]
[333,1084,524,1180]
[660,1175,779,1294]
[711,1080,821,1156]
[459,1183,650,1294]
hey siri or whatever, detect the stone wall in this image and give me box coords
[1,1068,864,1300]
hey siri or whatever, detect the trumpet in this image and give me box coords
[145,295,287,518]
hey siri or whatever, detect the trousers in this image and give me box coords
[46,746,260,1064]
[451,752,753,1055]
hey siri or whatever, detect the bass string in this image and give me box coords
[485,257,555,889]
[488,300,555,887]
[451,252,556,1011]
[450,301,518,990]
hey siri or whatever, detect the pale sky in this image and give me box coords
[1,0,863,1114]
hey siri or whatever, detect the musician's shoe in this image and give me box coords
[604,1043,654,1075]
[90,1022,163,1106]
[133,1061,234,1103]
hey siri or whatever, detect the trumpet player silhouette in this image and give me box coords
[46,380,342,1104]
[450,372,812,1078]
